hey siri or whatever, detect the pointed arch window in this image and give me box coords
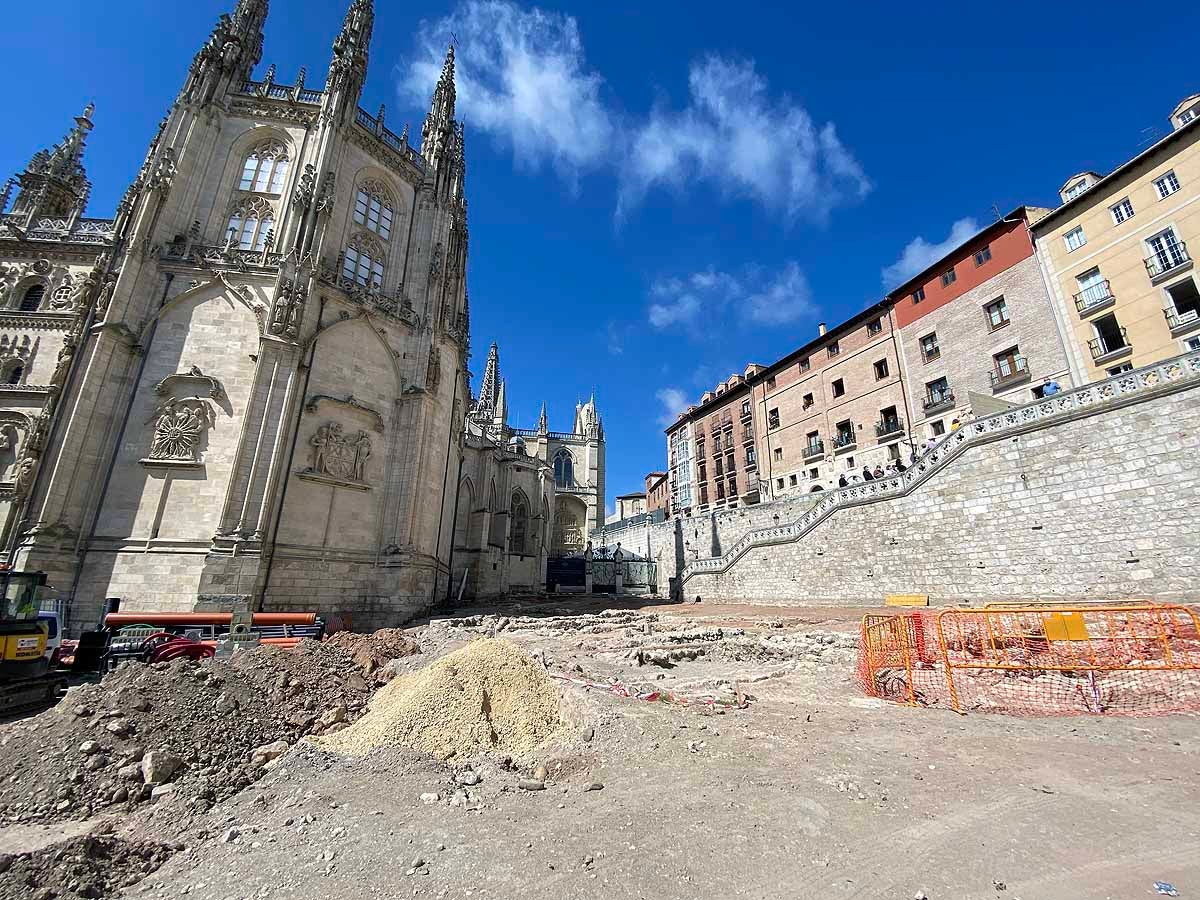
[510,492,529,555]
[553,450,574,488]
[226,197,275,252]
[4,362,23,385]
[353,181,394,240]
[18,284,46,312]
[239,141,290,194]
[342,235,385,290]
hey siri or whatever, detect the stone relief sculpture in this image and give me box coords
[306,422,372,484]
[147,397,213,462]
[0,423,22,481]
[426,346,441,392]
[268,276,305,340]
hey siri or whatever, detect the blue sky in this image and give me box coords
[4,1,1198,511]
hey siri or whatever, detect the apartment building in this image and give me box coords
[750,307,910,498]
[664,367,762,515]
[890,208,1072,442]
[1032,94,1200,382]
[645,471,670,518]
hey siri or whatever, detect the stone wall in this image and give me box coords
[677,352,1200,605]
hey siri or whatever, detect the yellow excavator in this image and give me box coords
[0,568,64,717]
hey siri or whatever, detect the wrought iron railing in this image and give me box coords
[923,389,955,412]
[1073,280,1114,313]
[1145,240,1189,278]
[1165,307,1200,332]
[1088,329,1130,361]
[875,418,905,438]
[802,440,824,460]
[989,355,1029,387]
[832,431,856,451]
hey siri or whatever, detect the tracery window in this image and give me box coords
[342,235,385,290]
[509,493,529,555]
[353,182,394,240]
[18,285,45,312]
[226,197,275,252]
[553,450,574,488]
[238,141,290,194]
[3,362,23,385]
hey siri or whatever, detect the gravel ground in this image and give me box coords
[2,598,1198,900]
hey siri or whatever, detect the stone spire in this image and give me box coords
[477,341,500,413]
[421,44,457,162]
[181,0,270,107]
[324,0,373,118]
[494,379,507,428]
[10,103,94,225]
[230,0,270,82]
[537,401,548,435]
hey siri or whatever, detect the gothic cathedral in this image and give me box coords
[0,0,600,630]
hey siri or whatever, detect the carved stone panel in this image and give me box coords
[140,367,224,468]
[297,420,372,490]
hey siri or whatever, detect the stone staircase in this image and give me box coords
[680,350,1200,585]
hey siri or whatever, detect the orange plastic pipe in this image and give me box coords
[104,612,318,627]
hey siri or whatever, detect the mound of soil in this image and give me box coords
[0,834,176,900]
[326,628,421,684]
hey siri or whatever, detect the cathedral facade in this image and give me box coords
[0,0,490,630]
[451,342,605,597]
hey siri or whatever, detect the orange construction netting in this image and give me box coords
[857,604,1200,716]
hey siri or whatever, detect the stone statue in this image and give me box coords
[310,422,339,474]
[94,274,117,316]
[352,430,371,481]
[13,455,36,498]
[67,264,102,311]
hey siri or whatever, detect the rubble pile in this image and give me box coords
[326,628,422,685]
[0,640,373,828]
[445,609,655,637]
[716,630,859,664]
[317,638,563,760]
[0,833,177,900]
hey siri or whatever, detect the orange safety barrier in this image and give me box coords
[858,605,1200,716]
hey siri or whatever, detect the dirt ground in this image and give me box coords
[4,596,1199,900]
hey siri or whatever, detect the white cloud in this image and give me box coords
[401,1,613,178]
[655,387,690,428]
[647,263,813,329]
[620,56,871,222]
[881,217,980,288]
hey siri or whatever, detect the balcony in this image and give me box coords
[989,355,1030,389]
[1088,329,1132,363]
[740,407,752,422]
[832,432,856,454]
[923,389,955,414]
[802,440,824,461]
[875,418,905,440]
[1145,241,1191,282]
[1165,306,1200,335]
[741,428,754,444]
[1073,281,1115,316]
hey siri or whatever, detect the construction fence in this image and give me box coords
[858,604,1200,716]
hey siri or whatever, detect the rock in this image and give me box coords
[533,764,548,782]
[215,693,239,714]
[111,786,129,804]
[73,705,93,717]
[85,755,109,772]
[581,727,595,743]
[55,799,72,812]
[118,763,143,782]
[420,792,440,805]
[151,783,178,802]
[518,779,546,792]
[318,705,347,728]
[250,740,289,766]
[583,782,604,792]
[130,696,151,712]
[915,893,928,900]
[79,740,101,756]
[410,857,425,869]
[222,828,240,843]
[104,719,131,737]
[141,750,184,786]
[455,770,481,786]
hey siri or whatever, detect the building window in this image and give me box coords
[767,408,780,429]
[1064,226,1087,252]
[553,450,574,487]
[509,494,529,555]
[911,286,925,305]
[1090,313,1128,358]
[5,362,24,385]
[1075,267,1111,310]
[716,482,725,501]
[1183,108,1198,125]
[773,447,783,462]
[798,357,810,372]
[1145,228,1188,277]
[740,399,751,417]
[866,318,882,336]
[775,478,784,490]
[1065,180,1090,200]
[1166,278,1200,323]
[765,376,777,391]
[827,341,840,357]
[835,420,854,446]
[920,332,940,363]
[714,457,723,477]
[993,346,1025,380]
[940,267,956,287]
[931,420,946,436]
[789,474,798,486]
[1184,337,1200,352]
[238,141,290,194]
[18,284,46,312]
[745,447,756,467]
[925,376,951,406]
[1107,362,1135,375]
[808,467,819,480]
[802,392,814,410]
[831,378,845,398]
[985,297,1010,330]
[353,184,394,240]
[1155,170,1181,199]
[844,455,855,470]
[873,358,889,380]
[1110,197,1135,225]
[974,245,992,267]
[727,473,737,495]
[342,240,385,290]
[226,197,275,252]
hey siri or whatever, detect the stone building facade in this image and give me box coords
[892,209,1073,443]
[0,0,483,630]
[1033,96,1200,384]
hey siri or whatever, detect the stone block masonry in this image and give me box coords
[610,352,1200,606]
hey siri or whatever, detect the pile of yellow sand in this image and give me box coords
[316,638,562,758]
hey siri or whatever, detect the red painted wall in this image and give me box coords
[892,217,1034,328]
